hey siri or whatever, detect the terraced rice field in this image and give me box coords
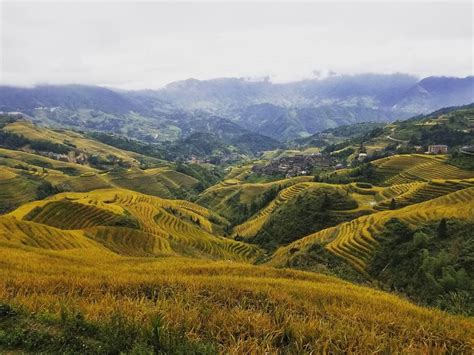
[0,168,40,209]
[373,154,474,184]
[0,147,98,175]
[376,178,474,210]
[0,148,117,207]
[270,188,474,275]
[86,226,173,256]
[57,173,112,192]
[154,209,260,260]
[105,167,203,198]
[105,168,173,198]
[376,181,423,201]
[24,200,127,230]
[197,176,314,219]
[224,165,253,180]
[233,182,374,239]
[0,216,98,251]
[3,121,141,164]
[7,188,262,262]
[147,168,199,190]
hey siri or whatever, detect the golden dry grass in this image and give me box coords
[0,244,473,353]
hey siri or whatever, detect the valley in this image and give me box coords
[2,1,473,352]
[0,102,473,353]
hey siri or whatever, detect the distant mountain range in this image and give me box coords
[0,74,472,142]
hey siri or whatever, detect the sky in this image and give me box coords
[1,1,472,89]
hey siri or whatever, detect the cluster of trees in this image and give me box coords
[368,218,474,315]
[408,125,473,147]
[252,188,360,250]
[0,130,72,155]
[88,155,131,170]
[223,186,283,229]
[29,140,71,155]
[0,131,29,149]
[88,132,164,160]
[248,186,280,216]
[315,162,380,185]
[36,181,59,200]
[175,163,223,191]
[448,152,474,170]
[348,162,378,182]
[0,114,18,128]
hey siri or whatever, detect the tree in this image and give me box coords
[438,218,448,239]
[321,192,331,210]
[389,198,397,210]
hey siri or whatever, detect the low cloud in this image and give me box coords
[1,1,472,89]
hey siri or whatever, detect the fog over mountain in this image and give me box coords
[1,74,473,142]
[2,2,472,141]
[2,2,472,88]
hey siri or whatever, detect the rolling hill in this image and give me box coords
[1,204,473,352]
[268,188,474,273]
[1,101,474,352]
[0,119,224,212]
[5,188,260,262]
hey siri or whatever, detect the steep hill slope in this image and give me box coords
[196,175,313,225]
[1,231,473,353]
[268,188,474,275]
[393,77,474,114]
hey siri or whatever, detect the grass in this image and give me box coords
[0,303,216,354]
[0,246,472,353]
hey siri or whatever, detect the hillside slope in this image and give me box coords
[268,188,474,274]
[0,119,218,211]
[6,188,260,262]
[1,232,473,353]
[1,75,472,141]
